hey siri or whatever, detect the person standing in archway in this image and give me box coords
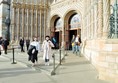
[71,35,76,53]
[75,35,81,54]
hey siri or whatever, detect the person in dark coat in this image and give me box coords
[0,37,3,45]
[19,37,25,52]
[51,36,57,49]
[26,38,30,51]
[3,38,9,54]
[28,38,40,66]
[0,37,3,55]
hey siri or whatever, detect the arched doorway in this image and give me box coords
[50,15,62,49]
[64,10,81,50]
[54,17,62,49]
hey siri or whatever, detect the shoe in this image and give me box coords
[47,63,49,66]
[45,63,47,66]
[32,63,36,67]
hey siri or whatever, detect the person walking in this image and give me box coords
[19,37,25,52]
[51,36,57,49]
[0,37,2,55]
[28,37,40,66]
[42,36,54,66]
[71,35,76,53]
[26,38,30,51]
[2,38,9,54]
[75,35,81,54]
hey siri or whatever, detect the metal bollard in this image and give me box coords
[51,54,56,75]
[11,48,17,64]
[59,49,61,65]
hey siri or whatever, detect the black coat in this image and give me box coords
[3,39,9,49]
[19,39,24,46]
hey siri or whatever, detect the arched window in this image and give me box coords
[55,18,62,30]
[69,14,81,29]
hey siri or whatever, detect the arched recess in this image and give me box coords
[64,10,82,50]
[50,15,62,49]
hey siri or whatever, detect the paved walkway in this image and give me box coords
[0,49,111,83]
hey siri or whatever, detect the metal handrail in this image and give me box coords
[51,48,66,75]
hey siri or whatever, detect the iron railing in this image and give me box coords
[51,48,67,75]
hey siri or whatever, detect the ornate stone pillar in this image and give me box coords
[40,6,42,41]
[22,8,25,37]
[44,8,46,39]
[97,0,103,38]
[83,0,87,39]
[91,8,94,39]
[36,8,38,37]
[31,8,34,40]
[26,8,29,38]
[11,8,16,41]
[103,0,110,39]
[17,8,20,41]
[94,2,98,39]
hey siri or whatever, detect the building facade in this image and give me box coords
[0,0,118,83]
[0,0,10,38]
[50,0,118,83]
[10,0,50,42]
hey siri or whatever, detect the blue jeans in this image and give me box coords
[72,45,75,53]
[75,45,80,53]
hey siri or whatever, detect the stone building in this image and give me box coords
[0,0,10,38]
[0,0,118,83]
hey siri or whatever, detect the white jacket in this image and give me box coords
[42,40,54,60]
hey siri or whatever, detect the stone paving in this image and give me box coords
[0,49,111,83]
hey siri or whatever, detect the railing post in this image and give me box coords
[59,49,61,65]
[51,54,56,75]
[11,47,17,64]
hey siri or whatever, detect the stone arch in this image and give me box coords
[50,14,63,49]
[63,10,82,50]
[50,15,61,36]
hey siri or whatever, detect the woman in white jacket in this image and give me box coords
[42,36,54,66]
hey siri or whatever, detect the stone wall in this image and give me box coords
[83,39,118,83]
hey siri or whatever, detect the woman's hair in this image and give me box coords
[45,35,50,39]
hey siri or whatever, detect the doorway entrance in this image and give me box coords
[69,30,77,50]
[55,32,59,49]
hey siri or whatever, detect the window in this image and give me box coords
[69,14,81,28]
[55,18,62,30]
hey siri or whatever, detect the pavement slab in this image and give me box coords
[0,50,112,83]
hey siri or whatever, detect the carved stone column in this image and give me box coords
[22,8,25,37]
[40,7,42,41]
[17,8,20,40]
[97,0,103,38]
[103,0,110,39]
[44,8,46,39]
[27,8,29,38]
[36,8,38,37]
[11,8,15,41]
[94,2,98,39]
[91,8,94,39]
[31,8,34,40]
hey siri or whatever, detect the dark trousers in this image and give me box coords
[45,59,49,62]
[21,45,24,52]
[4,46,7,54]
[26,44,29,51]
[31,51,38,63]
[4,49,7,54]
